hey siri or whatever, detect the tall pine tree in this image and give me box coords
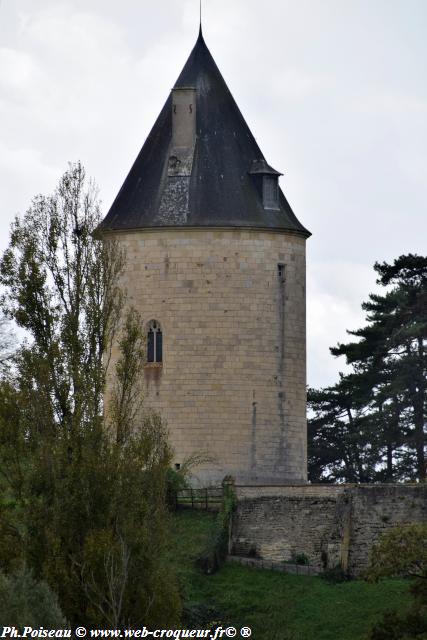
[309,255,426,482]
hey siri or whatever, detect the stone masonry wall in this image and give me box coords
[231,484,427,575]
[348,485,427,574]
[107,228,307,486]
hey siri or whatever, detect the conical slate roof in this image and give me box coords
[101,30,310,236]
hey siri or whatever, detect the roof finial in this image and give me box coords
[199,0,202,35]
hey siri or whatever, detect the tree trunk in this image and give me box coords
[413,338,426,481]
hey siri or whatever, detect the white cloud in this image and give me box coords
[272,68,333,101]
[307,260,377,388]
[355,92,427,117]
[0,0,426,389]
[0,47,43,91]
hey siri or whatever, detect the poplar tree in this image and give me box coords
[0,163,181,626]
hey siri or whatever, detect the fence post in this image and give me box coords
[205,488,208,510]
[191,488,194,509]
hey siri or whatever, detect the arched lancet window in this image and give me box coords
[147,320,163,363]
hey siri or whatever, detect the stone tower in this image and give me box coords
[101,29,311,485]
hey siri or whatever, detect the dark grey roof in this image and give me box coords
[101,29,310,237]
[249,159,282,177]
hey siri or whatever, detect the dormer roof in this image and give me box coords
[249,159,283,177]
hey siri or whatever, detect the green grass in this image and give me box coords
[170,509,412,640]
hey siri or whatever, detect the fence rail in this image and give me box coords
[177,487,223,510]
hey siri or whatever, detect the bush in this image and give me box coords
[369,607,427,640]
[293,553,309,566]
[166,468,188,509]
[196,481,236,575]
[0,567,66,627]
[182,603,227,629]
[321,565,350,584]
[366,524,427,639]
[367,524,427,582]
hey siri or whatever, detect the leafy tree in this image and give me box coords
[0,163,181,626]
[0,161,124,436]
[366,524,427,639]
[309,255,426,482]
[0,567,67,628]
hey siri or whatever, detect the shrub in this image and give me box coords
[367,524,427,582]
[0,567,66,627]
[366,524,427,639]
[293,553,309,566]
[196,481,236,575]
[369,607,427,640]
[182,603,227,629]
[321,565,349,584]
[166,467,189,509]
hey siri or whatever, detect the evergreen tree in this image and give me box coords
[308,372,381,483]
[309,255,426,482]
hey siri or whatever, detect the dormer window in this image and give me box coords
[248,158,283,211]
[263,175,279,210]
[147,320,163,363]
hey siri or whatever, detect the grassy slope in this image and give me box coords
[171,509,411,640]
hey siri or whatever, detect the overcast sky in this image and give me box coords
[1,0,426,388]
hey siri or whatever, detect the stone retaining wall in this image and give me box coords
[231,484,427,575]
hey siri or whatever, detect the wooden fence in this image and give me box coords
[176,487,223,511]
